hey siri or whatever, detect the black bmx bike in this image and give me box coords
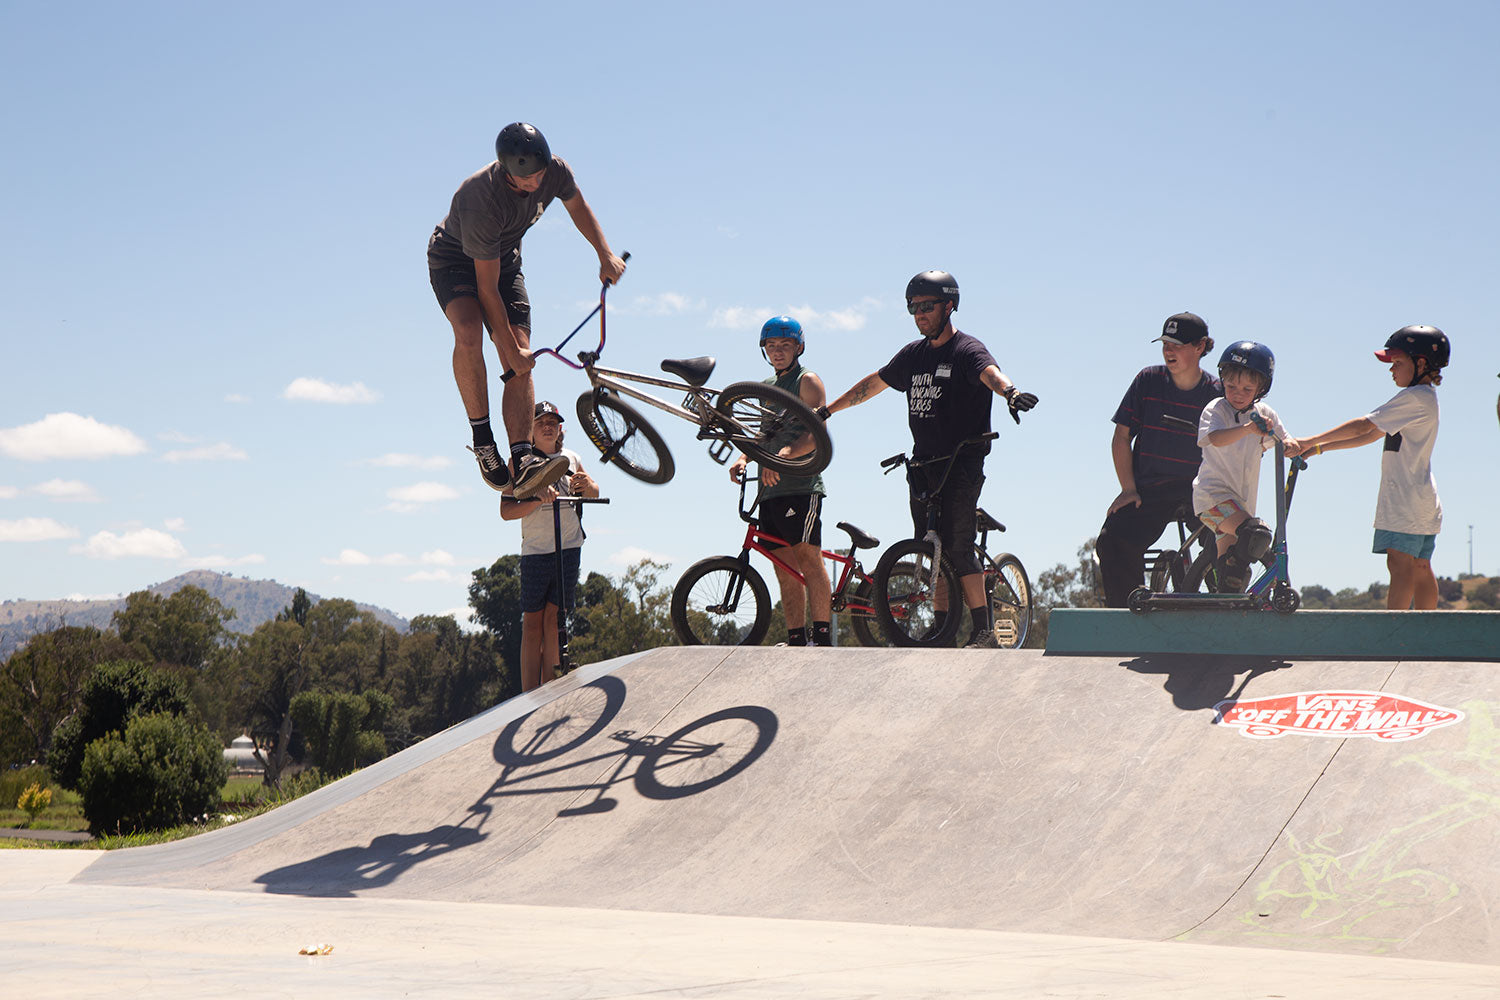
[872,433,1033,648]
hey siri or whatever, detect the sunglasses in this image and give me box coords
[907,300,946,315]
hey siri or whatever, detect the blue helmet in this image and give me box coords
[759,316,803,347]
[1218,341,1275,400]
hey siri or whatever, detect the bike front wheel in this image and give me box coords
[872,539,963,648]
[671,556,771,645]
[846,577,888,647]
[985,552,1032,648]
[576,390,675,485]
[714,382,833,478]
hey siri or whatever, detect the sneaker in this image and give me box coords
[468,443,510,492]
[511,452,570,499]
[963,629,998,649]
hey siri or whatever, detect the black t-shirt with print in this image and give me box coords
[878,332,998,460]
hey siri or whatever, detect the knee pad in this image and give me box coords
[1234,518,1273,564]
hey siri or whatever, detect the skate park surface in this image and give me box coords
[4,637,1500,998]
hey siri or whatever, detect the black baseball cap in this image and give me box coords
[1153,312,1209,346]
[534,401,564,423]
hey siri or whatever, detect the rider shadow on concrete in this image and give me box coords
[254,822,486,897]
[1122,654,1293,713]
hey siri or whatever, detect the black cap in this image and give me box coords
[534,401,564,423]
[1153,312,1209,346]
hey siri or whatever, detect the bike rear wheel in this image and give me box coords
[1183,547,1274,595]
[872,539,963,648]
[714,382,833,478]
[576,390,675,485]
[671,556,771,645]
[986,552,1031,648]
[847,577,888,647]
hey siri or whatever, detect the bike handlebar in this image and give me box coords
[881,432,998,475]
[506,252,630,380]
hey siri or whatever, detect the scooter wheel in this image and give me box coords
[1127,587,1153,615]
[1271,583,1301,614]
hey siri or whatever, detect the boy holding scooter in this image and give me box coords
[1297,326,1448,610]
[1193,342,1303,593]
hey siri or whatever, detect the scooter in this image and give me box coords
[1127,431,1308,615]
[549,495,609,675]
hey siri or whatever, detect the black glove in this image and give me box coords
[1007,390,1038,424]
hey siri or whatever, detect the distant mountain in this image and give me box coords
[0,569,410,658]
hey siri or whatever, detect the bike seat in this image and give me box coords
[975,507,1006,533]
[661,356,716,387]
[836,521,879,550]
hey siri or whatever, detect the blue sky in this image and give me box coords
[3,1,1497,622]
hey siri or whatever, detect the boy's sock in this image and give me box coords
[970,606,990,635]
[470,415,496,448]
[812,621,832,646]
[786,627,808,647]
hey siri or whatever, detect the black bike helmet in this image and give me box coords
[1218,341,1275,401]
[905,270,959,311]
[1376,325,1450,373]
[495,122,551,177]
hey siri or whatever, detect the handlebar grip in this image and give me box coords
[620,251,630,263]
[500,368,516,384]
[880,454,905,469]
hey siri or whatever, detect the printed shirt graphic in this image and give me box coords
[517,448,586,555]
[427,157,580,269]
[878,332,998,459]
[1112,366,1222,489]
[1366,384,1442,534]
[1192,397,1287,517]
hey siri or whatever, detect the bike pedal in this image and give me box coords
[995,622,1015,644]
[706,439,734,465]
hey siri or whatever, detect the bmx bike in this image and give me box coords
[872,433,1033,648]
[519,255,832,486]
[670,472,888,646]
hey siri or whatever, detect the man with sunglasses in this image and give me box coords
[819,270,1038,647]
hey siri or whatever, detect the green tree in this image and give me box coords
[241,618,312,785]
[289,689,392,776]
[467,555,523,668]
[278,587,313,626]
[112,585,235,669]
[78,712,229,835]
[569,560,676,663]
[1028,539,1103,647]
[49,659,193,789]
[0,626,133,768]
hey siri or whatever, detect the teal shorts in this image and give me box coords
[1372,529,1436,560]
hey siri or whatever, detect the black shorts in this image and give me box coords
[428,251,530,332]
[759,493,823,550]
[907,457,985,576]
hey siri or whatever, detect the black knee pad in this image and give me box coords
[1234,518,1273,563]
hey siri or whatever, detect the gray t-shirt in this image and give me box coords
[427,157,579,270]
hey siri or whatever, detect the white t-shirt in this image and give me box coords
[513,448,587,555]
[1367,385,1442,534]
[1193,398,1287,517]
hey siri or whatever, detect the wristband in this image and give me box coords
[814,405,831,421]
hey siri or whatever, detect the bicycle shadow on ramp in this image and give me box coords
[254,675,778,898]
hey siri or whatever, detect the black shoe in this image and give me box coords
[1217,558,1251,593]
[963,629,997,649]
[511,452,570,499]
[468,443,510,492]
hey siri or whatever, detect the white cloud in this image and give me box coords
[158,430,198,443]
[607,544,676,568]
[363,453,452,469]
[709,298,882,333]
[0,486,18,500]
[32,479,100,502]
[162,442,249,462]
[74,528,186,560]
[283,377,380,404]
[224,393,250,404]
[0,412,147,461]
[420,549,456,565]
[384,481,460,513]
[322,549,412,567]
[614,291,702,317]
[164,517,187,531]
[0,517,79,542]
[404,569,461,583]
[64,591,125,601]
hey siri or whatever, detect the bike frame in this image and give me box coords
[882,432,999,602]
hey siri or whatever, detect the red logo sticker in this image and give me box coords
[1214,690,1464,741]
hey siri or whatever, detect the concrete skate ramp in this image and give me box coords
[75,646,1500,965]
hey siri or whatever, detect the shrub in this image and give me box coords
[17,782,53,823]
[78,712,229,835]
[50,660,192,790]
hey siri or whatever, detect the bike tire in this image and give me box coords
[670,556,771,646]
[847,578,887,647]
[1148,551,1185,593]
[492,676,627,766]
[1183,547,1273,594]
[575,390,675,485]
[986,552,1032,649]
[634,706,779,800]
[713,382,833,478]
[872,539,963,648]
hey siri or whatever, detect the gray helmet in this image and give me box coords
[905,270,959,311]
[495,122,551,177]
